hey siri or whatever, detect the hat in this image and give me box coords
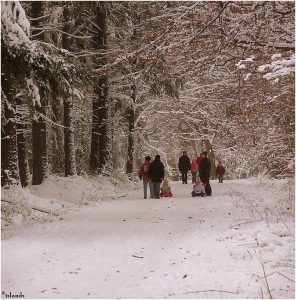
[155,154,160,160]
[145,155,151,161]
[202,151,208,156]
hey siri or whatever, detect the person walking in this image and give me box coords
[199,151,212,196]
[148,155,165,199]
[216,161,225,183]
[191,158,199,183]
[138,156,153,199]
[178,151,191,184]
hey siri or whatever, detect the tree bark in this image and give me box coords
[16,98,30,187]
[32,98,48,185]
[126,84,136,176]
[64,97,76,176]
[90,2,112,176]
[1,89,20,187]
[31,1,48,185]
[63,5,76,177]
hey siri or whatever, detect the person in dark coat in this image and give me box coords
[178,151,191,184]
[199,151,212,196]
[216,161,225,183]
[148,155,165,199]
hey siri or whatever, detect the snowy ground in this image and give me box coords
[1,177,295,299]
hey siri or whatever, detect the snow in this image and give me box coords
[244,73,252,81]
[1,1,30,45]
[258,55,295,80]
[1,176,294,299]
[235,56,255,69]
[26,78,41,107]
[272,54,282,60]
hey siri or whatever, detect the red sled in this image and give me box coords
[160,192,173,197]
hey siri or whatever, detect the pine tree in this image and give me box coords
[1,88,20,187]
[90,2,112,176]
[63,4,76,177]
[31,1,48,185]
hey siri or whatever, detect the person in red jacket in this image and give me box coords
[139,156,152,199]
[216,161,225,183]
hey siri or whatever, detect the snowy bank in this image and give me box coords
[1,173,140,233]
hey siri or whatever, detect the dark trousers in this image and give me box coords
[151,181,161,198]
[218,175,223,183]
[200,176,212,196]
[181,172,188,184]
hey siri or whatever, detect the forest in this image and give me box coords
[1,1,295,187]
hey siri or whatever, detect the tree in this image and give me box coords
[31,1,48,185]
[1,0,29,187]
[1,90,20,187]
[62,4,77,177]
[90,2,112,176]
[16,96,30,187]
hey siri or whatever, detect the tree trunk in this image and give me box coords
[202,121,216,179]
[31,1,48,185]
[126,85,136,177]
[90,2,112,176]
[16,98,30,187]
[64,97,76,176]
[1,90,20,187]
[90,91,100,173]
[32,100,48,185]
[63,5,76,177]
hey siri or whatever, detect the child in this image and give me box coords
[191,179,205,197]
[160,179,173,197]
[216,161,225,183]
[191,158,199,183]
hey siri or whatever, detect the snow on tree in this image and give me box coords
[1,1,294,185]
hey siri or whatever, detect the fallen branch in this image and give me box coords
[31,206,59,216]
[259,271,295,283]
[1,199,59,216]
[168,289,238,296]
[132,255,144,259]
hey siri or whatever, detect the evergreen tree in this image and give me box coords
[90,2,112,176]
[31,1,48,185]
[63,4,77,177]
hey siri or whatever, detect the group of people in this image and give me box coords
[138,152,225,199]
[178,151,212,196]
[138,155,165,199]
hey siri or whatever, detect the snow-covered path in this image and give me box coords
[2,180,294,299]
